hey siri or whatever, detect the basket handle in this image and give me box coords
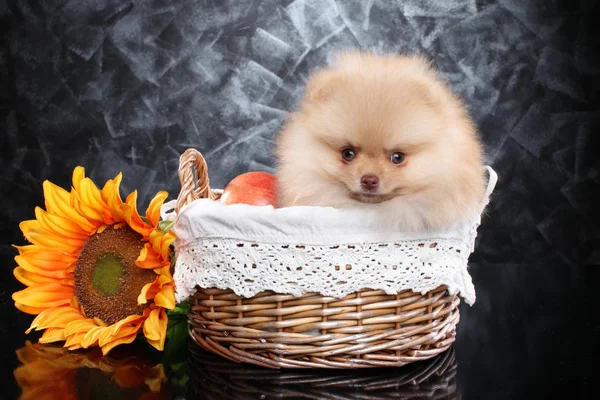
[175,148,217,213]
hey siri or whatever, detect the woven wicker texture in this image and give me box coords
[176,148,219,212]
[177,148,461,369]
[188,343,459,399]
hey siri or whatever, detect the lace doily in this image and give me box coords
[163,167,497,306]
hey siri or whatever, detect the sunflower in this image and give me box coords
[14,341,167,400]
[13,167,176,354]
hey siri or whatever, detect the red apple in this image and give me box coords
[219,172,278,206]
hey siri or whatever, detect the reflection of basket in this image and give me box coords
[171,149,495,369]
[188,342,460,399]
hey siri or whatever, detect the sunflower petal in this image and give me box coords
[157,266,173,282]
[147,229,176,261]
[14,267,63,286]
[143,308,168,351]
[61,275,75,286]
[15,303,48,315]
[88,315,142,350]
[72,166,86,192]
[146,191,168,227]
[27,306,84,333]
[15,252,72,276]
[100,332,139,355]
[121,191,152,237]
[137,280,159,305]
[34,207,89,240]
[159,232,176,260]
[80,326,106,348]
[39,327,67,344]
[142,308,161,341]
[101,173,125,222]
[79,177,106,210]
[136,244,168,269]
[153,285,176,310]
[71,191,106,223]
[13,284,73,310]
[65,332,87,350]
[20,220,85,253]
[14,244,37,255]
[148,229,162,254]
[43,180,97,232]
[99,317,144,346]
[107,314,146,338]
[79,177,116,225]
[65,261,77,274]
[63,318,98,337]
[15,244,77,262]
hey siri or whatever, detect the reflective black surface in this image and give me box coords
[188,343,459,399]
[3,264,597,399]
[1,0,599,266]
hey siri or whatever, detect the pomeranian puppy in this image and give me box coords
[275,52,486,232]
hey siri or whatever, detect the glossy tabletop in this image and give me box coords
[2,264,596,399]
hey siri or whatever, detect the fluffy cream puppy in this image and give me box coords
[275,52,486,232]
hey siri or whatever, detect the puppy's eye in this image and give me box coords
[390,152,405,165]
[341,148,356,162]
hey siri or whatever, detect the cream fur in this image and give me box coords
[275,52,486,232]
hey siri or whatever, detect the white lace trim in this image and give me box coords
[165,167,497,306]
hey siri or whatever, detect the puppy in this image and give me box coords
[275,52,486,232]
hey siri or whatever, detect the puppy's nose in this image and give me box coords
[360,175,379,191]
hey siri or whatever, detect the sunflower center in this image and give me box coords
[91,253,125,296]
[75,226,156,325]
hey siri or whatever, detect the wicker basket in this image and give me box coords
[175,149,464,369]
[188,342,459,399]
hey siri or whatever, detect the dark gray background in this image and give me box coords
[2,0,599,267]
[1,2,599,397]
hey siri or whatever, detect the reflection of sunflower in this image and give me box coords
[13,167,176,354]
[14,341,167,400]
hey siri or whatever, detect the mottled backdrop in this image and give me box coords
[2,0,599,267]
[0,0,599,397]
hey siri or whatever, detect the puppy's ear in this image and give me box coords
[304,69,345,102]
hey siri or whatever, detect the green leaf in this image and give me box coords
[164,320,188,363]
[167,300,190,316]
[158,220,175,232]
[164,348,189,394]
[163,300,190,365]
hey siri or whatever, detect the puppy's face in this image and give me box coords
[295,58,459,205]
